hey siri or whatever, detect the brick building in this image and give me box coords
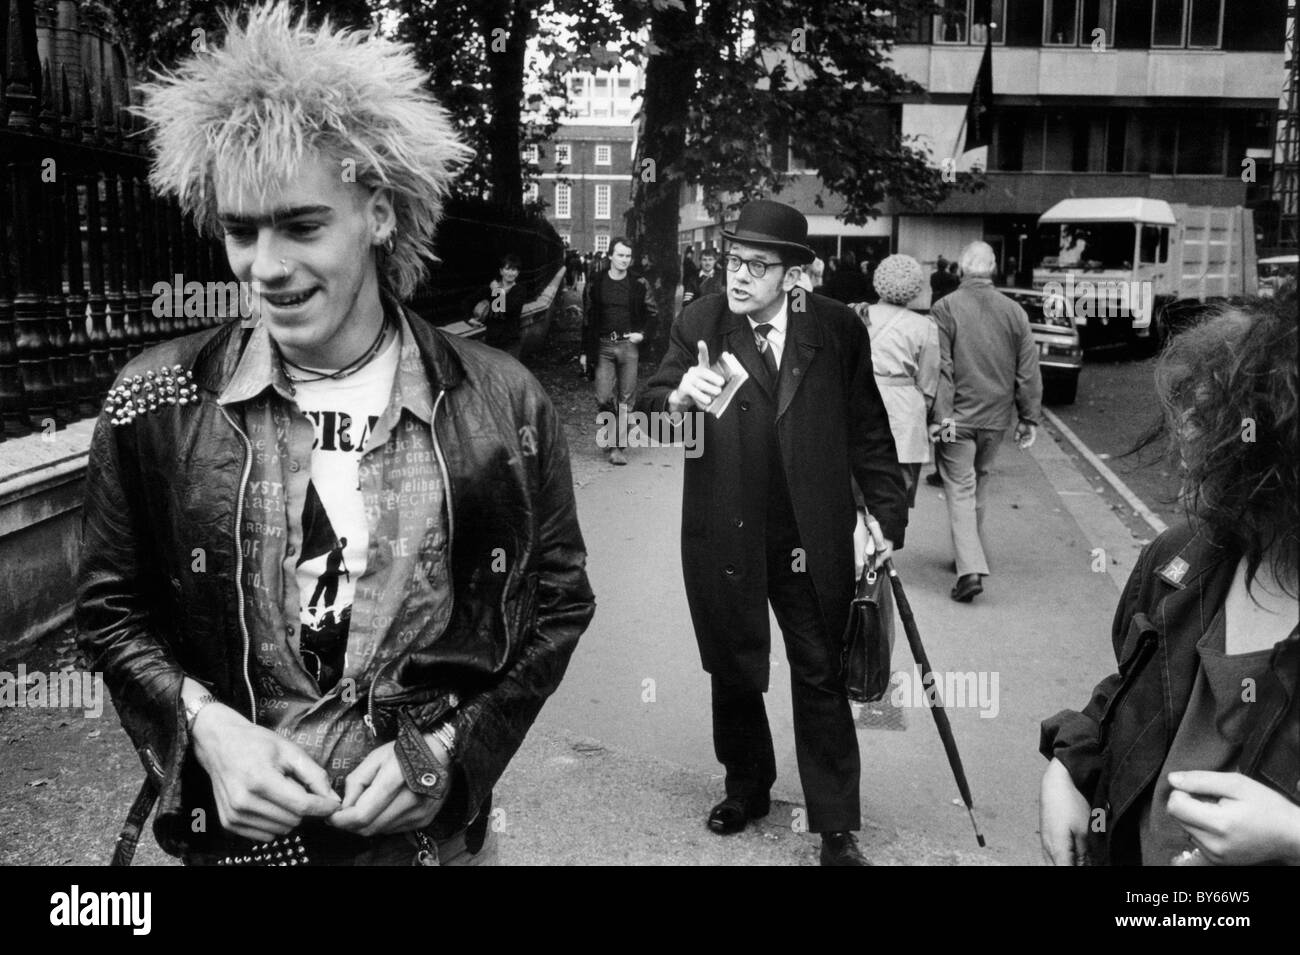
[529,63,642,254]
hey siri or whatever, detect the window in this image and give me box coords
[555,143,571,165]
[595,144,612,165]
[595,184,611,219]
[1140,226,1169,264]
[1044,0,1114,46]
[523,182,539,203]
[616,77,632,94]
[594,233,610,253]
[1152,0,1223,49]
[569,76,586,96]
[934,0,1004,45]
[523,144,539,164]
[555,183,571,219]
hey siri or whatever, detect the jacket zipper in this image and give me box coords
[365,388,456,737]
[219,404,258,720]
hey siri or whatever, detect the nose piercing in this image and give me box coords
[280,259,289,280]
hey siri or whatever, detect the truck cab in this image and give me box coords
[1031,198,1257,350]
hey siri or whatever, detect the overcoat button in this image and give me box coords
[740,401,749,412]
[420,772,439,788]
[734,519,743,528]
[724,565,736,575]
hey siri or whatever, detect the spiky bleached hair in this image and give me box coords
[134,2,472,300]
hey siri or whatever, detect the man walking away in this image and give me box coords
[930,241,1042,602]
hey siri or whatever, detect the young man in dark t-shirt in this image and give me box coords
[581,237,657,465]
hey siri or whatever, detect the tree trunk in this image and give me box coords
[628,0,697,352]
[477,0,531,213]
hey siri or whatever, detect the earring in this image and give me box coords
[380,232,396,254]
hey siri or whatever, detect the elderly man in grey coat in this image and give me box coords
[930,241,1042,602]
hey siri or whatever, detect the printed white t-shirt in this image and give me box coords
[285,331,400,686]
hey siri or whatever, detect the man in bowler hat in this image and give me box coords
[638,200,907,865]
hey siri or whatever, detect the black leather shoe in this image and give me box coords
[950,573,983,602]
[925,470,944,487]
[707,793,771,835]
[820,831,871,866]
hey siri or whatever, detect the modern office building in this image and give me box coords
[678,0,1291,301]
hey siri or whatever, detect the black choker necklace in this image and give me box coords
[280,318,391,383]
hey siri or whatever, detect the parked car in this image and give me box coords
[998,287,1083,405]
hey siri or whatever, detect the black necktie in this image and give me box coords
[754,323,779,385]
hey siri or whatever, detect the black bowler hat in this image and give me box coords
[722,199,816,265]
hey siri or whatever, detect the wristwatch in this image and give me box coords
[184,693,219,733]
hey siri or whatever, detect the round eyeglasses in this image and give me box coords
[724,254,782,279]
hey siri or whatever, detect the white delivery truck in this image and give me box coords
[1031,198,1259,349]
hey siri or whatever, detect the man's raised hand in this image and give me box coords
[668,340,724,413]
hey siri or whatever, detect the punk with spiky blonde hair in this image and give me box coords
[80,2,593,868]
[137,1,471,300]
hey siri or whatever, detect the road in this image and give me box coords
[1046,344,1182,533]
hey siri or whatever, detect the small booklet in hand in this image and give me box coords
[706,352,750,419]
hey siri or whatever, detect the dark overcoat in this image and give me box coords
[638,291,907,691]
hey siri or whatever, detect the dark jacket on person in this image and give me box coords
[581,269,657,366]
[930,268,960,303]
[637,291,907,691]
[1040,522,1300,865]
[822,268,871,305]
[76,297,595,857]
[480,280,526,349]
[688,269,725,302]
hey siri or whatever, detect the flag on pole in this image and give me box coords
[963,25,995,151]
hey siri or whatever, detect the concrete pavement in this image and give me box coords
[0,421,1140,865]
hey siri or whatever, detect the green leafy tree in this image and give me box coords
[387,0,619,211]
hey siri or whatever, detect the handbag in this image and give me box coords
[840,561,896,704]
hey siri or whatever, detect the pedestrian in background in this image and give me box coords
[930,255,959,305]
[930,241,1042,602]
[582,237,656,465]
[856,254,940,508]
[471,253,526,358]
[1040,300,1299,866]
[682,247,699,295]
[693,246,725,299]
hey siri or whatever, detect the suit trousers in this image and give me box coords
[934,426,1003,577]
[710,534,862,834]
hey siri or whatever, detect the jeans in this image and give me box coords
[594,340,639,448]
[934,426,1003,577]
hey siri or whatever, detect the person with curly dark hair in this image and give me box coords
[1038,299,1299,866]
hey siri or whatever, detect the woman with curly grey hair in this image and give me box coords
[854,254,940,507]
[1040,299,1299,866]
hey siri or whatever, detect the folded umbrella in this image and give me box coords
[882,557,986,848]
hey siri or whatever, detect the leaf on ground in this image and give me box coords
[28,777,56,788]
